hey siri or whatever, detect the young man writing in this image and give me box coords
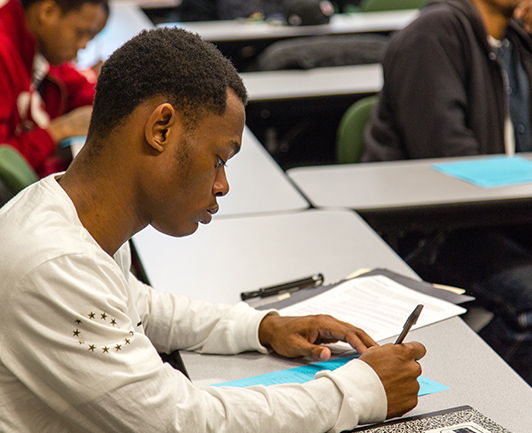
[0,28,425,432]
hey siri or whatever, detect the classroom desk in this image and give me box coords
[181,316,532,433]
[132,0,180,9]
[76,1,154,69]
[162,10,419,43]
[159,10,417,71]
[241,64,382,101]
[132,209,416,305]
[287,155,532,237]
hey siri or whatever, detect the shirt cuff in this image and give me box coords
[233,303,279,354]
[316,359,387,431]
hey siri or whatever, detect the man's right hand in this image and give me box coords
[359,342,426,419]
[47,106,92,144]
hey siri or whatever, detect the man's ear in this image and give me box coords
[145,103,179,153]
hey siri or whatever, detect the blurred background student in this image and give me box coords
[0,0,109,180]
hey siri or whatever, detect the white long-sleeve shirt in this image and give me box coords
[0,175,387,432]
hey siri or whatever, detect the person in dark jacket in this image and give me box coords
[364,0,532,161]
[363,0,532,386]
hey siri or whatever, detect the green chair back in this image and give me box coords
[360,0,428,12]
[0,145,39,196]
[336,95,378,164]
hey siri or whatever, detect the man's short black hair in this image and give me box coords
[21,0,108,14]
[88,27,248,141]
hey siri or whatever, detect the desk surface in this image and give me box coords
[288,156,532,211]
[133,209,416,304]
[287,156,532,234]
[241,64,382,101]
[182,316,532,433]
[159,10,419,42]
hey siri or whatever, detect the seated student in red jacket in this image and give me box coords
[0,0,108,177]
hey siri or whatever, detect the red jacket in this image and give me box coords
[0,0,95,176]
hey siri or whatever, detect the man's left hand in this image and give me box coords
[258,314,378,361]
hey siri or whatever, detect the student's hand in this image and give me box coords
[258,314,378,360]
[359,342,426,419]
[47,106,93,144]
[515,0,532,33]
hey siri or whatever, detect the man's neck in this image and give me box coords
[58,149,148,257]
[470,0,513,40]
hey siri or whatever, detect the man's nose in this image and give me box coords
[213,168,229,197]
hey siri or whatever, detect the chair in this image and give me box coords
[250,34,389,71]
[359,0,428,12]
[335,95,378,164]
[0,145,38,203]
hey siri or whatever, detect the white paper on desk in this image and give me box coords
[279,275,466,342]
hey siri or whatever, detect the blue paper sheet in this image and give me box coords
[432,155,532,188]
[211,356,449,396]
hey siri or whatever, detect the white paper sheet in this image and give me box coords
[279,275,466,342]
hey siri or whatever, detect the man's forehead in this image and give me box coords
[60,2,105,19]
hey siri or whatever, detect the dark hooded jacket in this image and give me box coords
[363,0,532,161]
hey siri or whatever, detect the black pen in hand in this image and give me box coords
[394,304,424,344]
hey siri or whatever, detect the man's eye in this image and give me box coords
[216,156,227,168]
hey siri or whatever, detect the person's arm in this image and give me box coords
[45,105,92,144]
[0,63,56,170]
[44,63,95,143]
[365,11,482,160]
[55,61,97,111]
[258,314,426,420]
[130,269,379,359]
[3,254,394,432]
[130,270,425,425]
[0,60,93,171]
[129,273,275,355]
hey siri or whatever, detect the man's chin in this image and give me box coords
[152,223,199,238]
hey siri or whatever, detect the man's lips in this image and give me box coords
[201,205,219,224]
[208,204,219,216]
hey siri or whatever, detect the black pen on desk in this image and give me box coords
[394,304,424,344]
[240,273,324,301]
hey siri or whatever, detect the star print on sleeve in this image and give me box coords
[71,312,139,356]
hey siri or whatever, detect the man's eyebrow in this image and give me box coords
[230,141,241,158]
